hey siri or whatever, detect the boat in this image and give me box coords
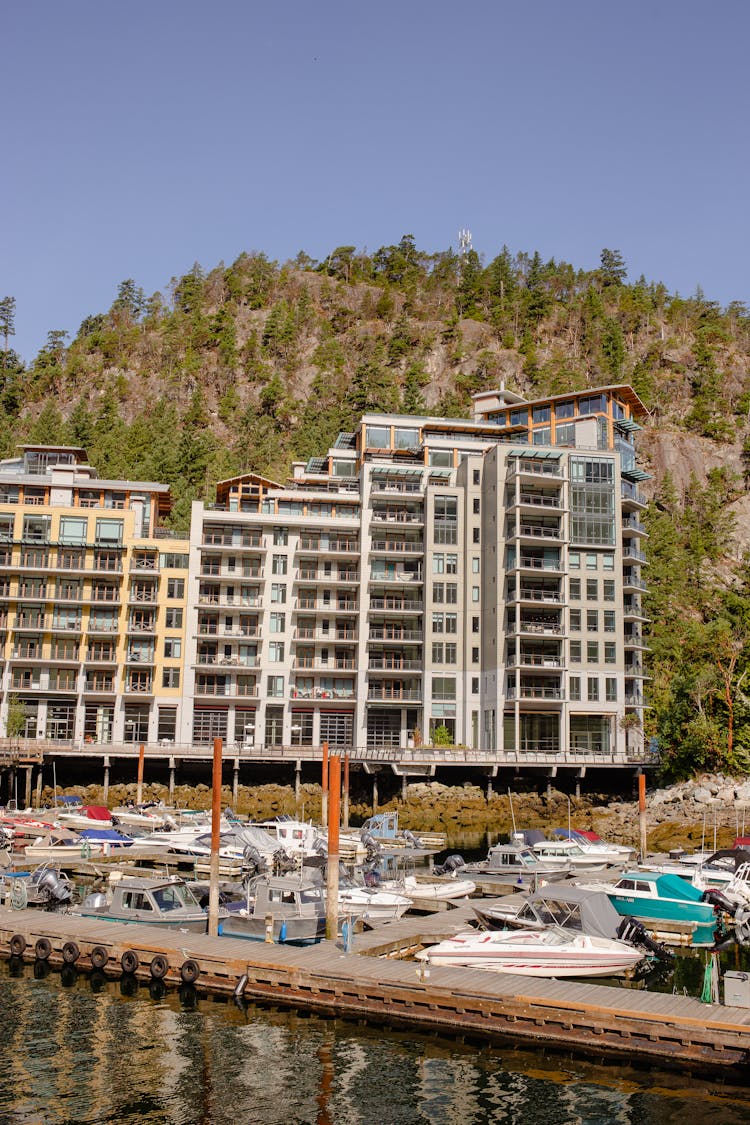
[527,838,611,874]
[358,812,447,850]
[77,873,212,932]
[472,882,630,939]
[377,873,477,908]
[581,870,729,946]
[56,802,114,831]
[218,873,340,945]
[24,830,106,860]
[417,927,645,977]
[462,841,569,885]
[552,828,636,865]
[1,863,74,910]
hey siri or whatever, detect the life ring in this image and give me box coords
[150,954,169,980]
[9,934,26,957]
[180,958,200,984]
[89,945,109,970]
[121,949,140,975]
[34,937,52,961]
[62,941,80,965]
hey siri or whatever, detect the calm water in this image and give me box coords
[1,960,748,1125]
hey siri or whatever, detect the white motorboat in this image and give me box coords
[378,873,476,907]
[552,828,636,865]
[417,927,645,977]
[337,882,412,923]
[530,839,611,873]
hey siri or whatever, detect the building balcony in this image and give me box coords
[368,657,422,672]
[621,514,648,538]
[368,628,422,643]
[86,622,120,633]
[513,523,562,542]
[512,619,564,637]
[622,545,648,565]
[507,653,564,669]
[193,683,260,699]
[369,597,423,613]
[291,685,355,701]
[295,628,358,642]
[369,539,424,554]
[194,654,258,669]
[510,587,564,605]
[621,482,647,510]
[512,490,563,511]
[622,572,648,593]
[297,537,360,553]
[370,511,423,526]
[294,658,357,671]
[507,459,564,481]
[506,684,564,702]
[296,570,359,584]
[367,686,422,702]
[198,594,262,608]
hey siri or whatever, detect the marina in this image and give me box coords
[1,900,749,1076]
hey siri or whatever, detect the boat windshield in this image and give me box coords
[152,883,198,911]
[299,887,323,904]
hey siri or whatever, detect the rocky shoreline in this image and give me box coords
[36,772,750,854]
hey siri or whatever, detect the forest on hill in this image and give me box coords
[2,237,750,779]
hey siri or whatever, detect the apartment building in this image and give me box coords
[0,446,189,746]
[181,383,648,758]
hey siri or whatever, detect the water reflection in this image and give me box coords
[0,961,747,1125]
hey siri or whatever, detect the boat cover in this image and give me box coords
[522,884,624,940]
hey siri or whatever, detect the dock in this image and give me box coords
[1,904,749,1076]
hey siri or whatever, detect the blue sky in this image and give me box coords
[3,1,748,361]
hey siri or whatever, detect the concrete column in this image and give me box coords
[168,757,176,801]
[34,768,43,809]
[24,767,32,809]
[401,773,407,801]
[295,762,301,806]
[486,774,493,802]
[103,756,110,803]
[575,778,581,799]
[372,772,378,813]
[232,759,240,805]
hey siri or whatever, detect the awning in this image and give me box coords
[622,466,651,482]
[616,418,642,433]
[507,448,563,460]
[371,467,424,479]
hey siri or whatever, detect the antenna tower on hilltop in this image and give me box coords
[458,228,473,259]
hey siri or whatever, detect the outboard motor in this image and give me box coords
[35,867,73,906]
[734,905,750,945]
[272,847,296,874]
[359,831,381,861]
[401,829,420,848]
[242,845,266,875]
[701,887,738,917]
[434,854,466,876]
[616,915,673,961]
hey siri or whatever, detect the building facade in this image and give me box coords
[0,384,648,761]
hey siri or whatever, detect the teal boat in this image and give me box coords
[592,870,726,947]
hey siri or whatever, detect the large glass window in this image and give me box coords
[95,518,123,546]
[59,517,88,545]
[22,515,51,543]
[394,427,419,450]
[366,425,390,448]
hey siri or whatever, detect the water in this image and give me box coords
[1,960,748,1125]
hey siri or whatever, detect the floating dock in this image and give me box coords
[1,903,748,1076]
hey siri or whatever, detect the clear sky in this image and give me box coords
[3,1,748,362]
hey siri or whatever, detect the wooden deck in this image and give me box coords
[1,904,749,1076]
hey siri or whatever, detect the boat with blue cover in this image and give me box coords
[583,870,729,946]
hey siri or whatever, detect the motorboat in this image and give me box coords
[527,838,611,874]
[581,870,729,947]
[473,883,629,940]
[336,879,413,922]
[56,802,113,831]
[417,927,645,977]
[358,812,447,851]
[552,828,636,865]
[1,863,74,910]
[462,841,569,885]
[25,830,105,860]
[377,873,477,908]
[218,873,341,945]
[77,873,212,932]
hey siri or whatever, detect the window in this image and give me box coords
[606,677,617,702]
[432,613,444,633]
[471,676,479,694]
[269,642,285,662]
[532,427,551,446]
[472,586,480,603]
[267,675,284,697]
[569,676,581,700]
[162,668,180,688]
[471,557,479,573]
[510,407,528,426]
[95,518,123,546]
[586,553,597,570]
[604,611,616,632]
[270,612,286,633]
[569,552,580,569]
[556,400,575,420]
[471,616,479,634]
[165,608,183,628]
[473,469,481,485]
[270,584,286,603]
[434,495,458,544]
[472,527,480,543]
[602,554,615,571]
[366,425,390,448]
[556,422,576,446]
[433,582,445,604]
[604,642,617,664]
[570,641,581,663]
[472,646,479,663]
[587,611,598,631]
[533,404,551,424]
[587,641,599,663]
[570,610,581,631]
[603,580,615,601]
[587,677,599,701]
[432,642,444,663]
[164,639,182,659]
[394,426,419,449]
[273,527,288,546]
[432,676,456,700]
[472,498,480,514]
[432,554,445,575]
[160,552,189,568]
[59,517,88,545]
[272,554,287,575]
[446,583,458,604]
[167,578,185,599]
[445,643,457,663]
[586,579,598,600]
[429,449,452,467]
[570,579,581,599]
